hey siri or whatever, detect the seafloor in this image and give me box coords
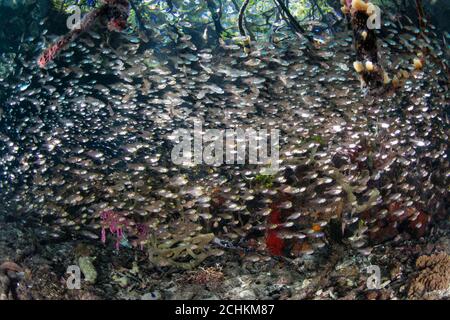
[1,215,449,300]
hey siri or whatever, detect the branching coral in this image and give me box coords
[147,221,223,270]
[408,252,450,299]
[99,208,220,269]
[329,169,380,214]
[149,234,217,270]
[38,0,130,68]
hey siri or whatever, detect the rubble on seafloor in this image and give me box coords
[0,216,449,300]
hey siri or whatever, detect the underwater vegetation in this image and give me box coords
[0,0,449,300]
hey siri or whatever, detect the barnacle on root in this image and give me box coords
[353,61,364,73]
[365,61,374,72]
[351,0,369,12]
[413,58,424,70]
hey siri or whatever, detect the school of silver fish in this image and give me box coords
[0,11,449,263]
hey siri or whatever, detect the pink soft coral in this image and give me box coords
[100,210,130,250]
[99,210,149,250]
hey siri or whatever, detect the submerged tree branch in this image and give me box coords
[309,0,334,33]
[415,0,426,31]
[129,0,153,42]
[231,0,254,40]
[205,0,225,39]
[272,0,314,43]
[414,0,449,81]
[238,0,250,38]
[238,0,252,52]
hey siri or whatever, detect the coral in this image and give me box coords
[365,60,374,71]
[351,0,368,12]
[0,261,23,275]
[265,205,284,256]
[100,210,148,250]
[100,210,130,250]
[182,265,225,289]
[0,261,24,300]
[408,252,450,299]
[99,209,219,269]
[266,231,284,256]
[78,256,98,284]
[148,221,222,270]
